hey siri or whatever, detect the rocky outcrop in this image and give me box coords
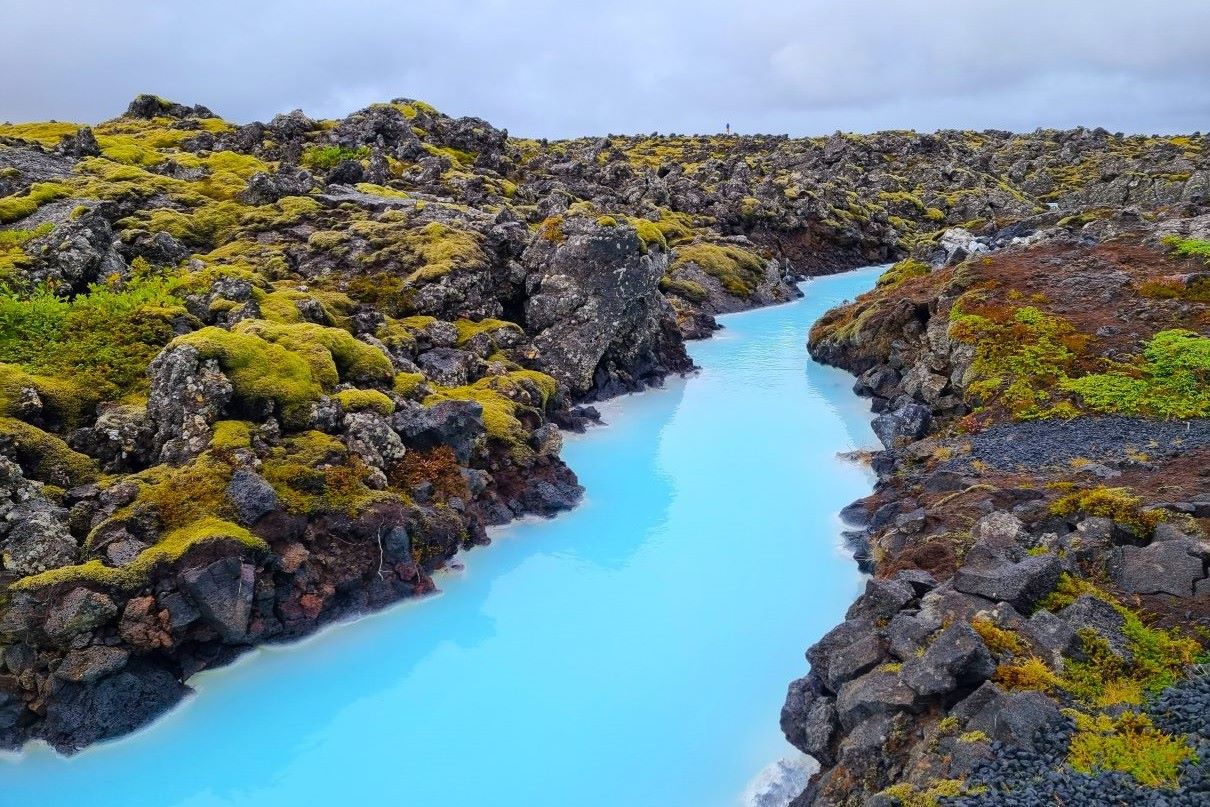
[522,217,692,398]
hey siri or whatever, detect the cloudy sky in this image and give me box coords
[4,0,1208,138]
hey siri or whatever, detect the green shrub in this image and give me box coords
[876,258,930,289]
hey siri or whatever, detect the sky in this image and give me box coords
[2,0,1208,138]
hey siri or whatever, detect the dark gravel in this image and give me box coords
[941,673,1210,807]
[960,416,1210,473]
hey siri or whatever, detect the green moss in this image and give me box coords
[1050,486,1165,538]
[629,218,667,253]
[453,317,521,346]
[671,242,766,297]
[12,516,265,592]
[949,305,1087,419]
[393,372,426,397]
[877,258,930,289]
[1061,330,1210,418]
[596,215,618,227]
[335,388,395,415]
[0,363,99,430]
[878,779,968,807]
[173,326,323,427]
[1066,711,1195,788]
[659,275,709,302]
[0,416,98,486]
[301,145,370,170]
[0,182,72,223]
[261,430,394,517]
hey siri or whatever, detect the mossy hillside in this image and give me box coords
[948,303,1088,420]
[876,258,930,290]
[349,217,487,283]
[0,276,185,403]
[0,222,52,281]
[453,317,521,346]
[424,370,558,460]
[0,182,72,224]
[983,574,1204,708]
[1048,485,1167,538]
[1061,329,1210,418]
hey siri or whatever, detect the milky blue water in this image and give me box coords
[1,266,882,807]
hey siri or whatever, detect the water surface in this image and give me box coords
[2,266,882,807]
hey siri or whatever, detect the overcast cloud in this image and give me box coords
[3,0,1208,137]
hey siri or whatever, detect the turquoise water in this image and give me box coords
[2,267,882,807]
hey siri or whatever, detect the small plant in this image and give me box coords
[1066,710,1196,788]
[1049,486,1165,537]
[994,656,1064,694]
[971,616,1025,655]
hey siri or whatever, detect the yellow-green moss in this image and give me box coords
[335,388,395,415]
[393,372,426,397]
[0,182,72,223]
[1050,486,1165,537]
[453,317,521,345]
[12,516,265,592]
[0,416,98,485]
[1066,710,1195,788]
[877,258,930,289]
[261,430,394,516]
[671,242,766,297]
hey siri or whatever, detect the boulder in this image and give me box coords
[179,557,255,643]
[2,501,77,574]
[871,401,931,449]
[55,646,129,683]
[781,675,839,765]
[146,344,234,465]
[522,217,691,398]
[226,469,279,526]
[845,577,916,621]
[901,622,995,697]
[1111,538,1207,597]
[43,660,185,752]
[823,634,888,691]
[952,553,1062,612]
[1059,595,1132,663]
[391,400,485,464]
[836,670,922,730]
[43,588,118,643]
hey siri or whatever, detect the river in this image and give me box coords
[1,266,883,807]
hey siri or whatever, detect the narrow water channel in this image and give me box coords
[2,266,883,807]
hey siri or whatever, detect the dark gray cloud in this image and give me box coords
[3,0,1208,137]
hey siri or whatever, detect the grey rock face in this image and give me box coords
[23,207,128,294]
[391,399,485,464]
[179,557,255,643]
[43,660,185,752]
[952,553,1062,612]
[901,622,995,697]
[522,218,690,398]
[1060,594,1133,663]
[871,401,931,449]
[43,588,118,644]
[781,675,840,765]
[1111,538,1207,597]
[55,646,130,683]
[147,345,233,465]
[2,500,77,574]
[226,469,279,526]
[836,670,922,730]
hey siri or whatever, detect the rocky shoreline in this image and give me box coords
[0,94,1206,787]
[781,211,1209,805]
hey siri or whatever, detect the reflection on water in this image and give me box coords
[2,267,884,807]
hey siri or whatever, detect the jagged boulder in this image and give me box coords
[522,217,691,398]
[146,344,234,465]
